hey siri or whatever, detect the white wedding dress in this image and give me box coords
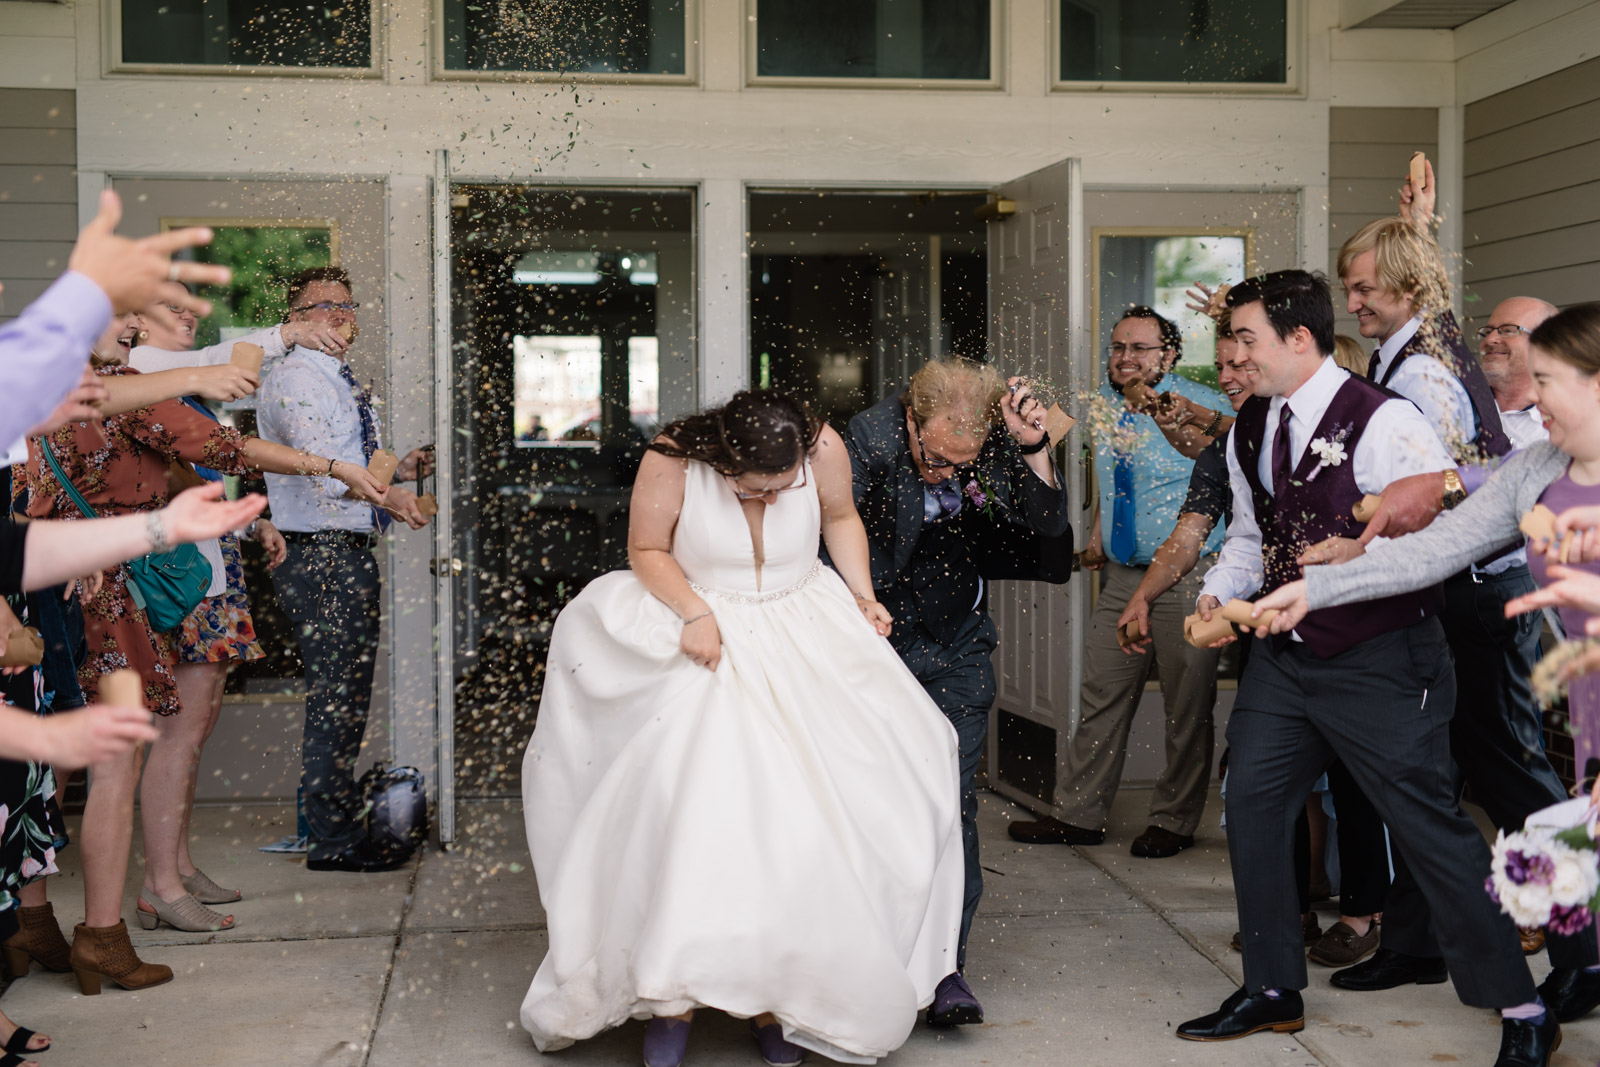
[520,459,965,1063]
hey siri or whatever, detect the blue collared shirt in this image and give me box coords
[0,271,110,449]
[1094,374,1228,565]
[255,346,381,533]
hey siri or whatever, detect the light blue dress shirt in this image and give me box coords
[1094,374,1228,566]
[255,346,381,533]
[0,271,110,448]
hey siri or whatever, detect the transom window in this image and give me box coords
[439,0,689,77]
[115,0,373,71]
[1058,0,1289,86]
[752,0,997,85]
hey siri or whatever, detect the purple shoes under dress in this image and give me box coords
[642,1017,805,1067]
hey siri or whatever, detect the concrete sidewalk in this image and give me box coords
[3,787,1594,1066]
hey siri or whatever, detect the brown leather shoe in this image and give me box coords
[1521,926,1547,955]
[1005,817,1105,845]
[69,920,174,995]
[3,902,72,976]
[1231,912,1321,952]
[1307,920,1379,967]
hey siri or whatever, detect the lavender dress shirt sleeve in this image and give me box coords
[0,271,110,445]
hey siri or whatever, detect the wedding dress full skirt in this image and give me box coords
[520,561,964,1062]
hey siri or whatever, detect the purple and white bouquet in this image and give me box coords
[1486,798,1600,935]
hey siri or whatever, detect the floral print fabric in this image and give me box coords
[178,534,264,664]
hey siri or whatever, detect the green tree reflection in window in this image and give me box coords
[179,225,334,348]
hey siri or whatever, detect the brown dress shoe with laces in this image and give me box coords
[1307,920,1380,967]
[3,902,72,976]
[69,920,174,995]
[1130,825,1194,858]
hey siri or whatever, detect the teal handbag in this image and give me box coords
[40,440,212,633]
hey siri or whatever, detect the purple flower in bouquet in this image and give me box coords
[963,480,988,510]
[1505,848,1557,887]
[1549,902,1595,936]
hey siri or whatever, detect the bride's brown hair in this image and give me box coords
[650,390,823,475]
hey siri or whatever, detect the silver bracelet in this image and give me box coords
[682,610,713,626]
[145,510,172,554]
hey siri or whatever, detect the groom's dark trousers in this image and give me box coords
[1227,622,1534,1007]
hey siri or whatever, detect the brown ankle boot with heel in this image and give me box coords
[69,921,174,995]
[2,903,72,977]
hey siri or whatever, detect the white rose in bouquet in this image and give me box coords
[1550,844,1600,906]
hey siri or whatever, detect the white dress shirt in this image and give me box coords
[1372,316,1477,459]
[255,346,379,533]
[1201,357,1455,619]
[1499,404,1548,451]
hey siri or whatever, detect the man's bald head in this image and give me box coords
[1480,295,1559,406]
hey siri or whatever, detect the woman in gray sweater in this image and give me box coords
[1254,303,1600,773]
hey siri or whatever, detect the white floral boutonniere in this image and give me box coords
[1305,428,1352,482]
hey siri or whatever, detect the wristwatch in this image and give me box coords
[1441,469,1467,510]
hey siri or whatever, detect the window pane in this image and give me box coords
[120,0,371,67]
[1097,233,1247,388]
[1060,0,1286,84]
[512,333,660,446]
[441,0,687,75]
[756,0,991,80]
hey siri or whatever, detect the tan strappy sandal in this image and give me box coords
[135,892,236,933]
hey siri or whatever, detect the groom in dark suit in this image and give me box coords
[836,358,1072,1026]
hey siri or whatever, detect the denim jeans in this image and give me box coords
[272,540,381,859]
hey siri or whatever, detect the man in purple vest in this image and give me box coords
[1174,270,1554,1064]
[1332,220,1600,1019]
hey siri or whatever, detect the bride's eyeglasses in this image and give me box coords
[726,469,808,501]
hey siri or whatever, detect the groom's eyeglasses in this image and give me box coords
[913,422,959,470]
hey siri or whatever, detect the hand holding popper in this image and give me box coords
[1352,494,1382,523]
[1183,598,1285,648]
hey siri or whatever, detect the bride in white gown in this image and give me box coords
[521,391,965,1067]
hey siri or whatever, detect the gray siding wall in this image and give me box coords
[0,89,76,323]
[1464,55,1600,323]
[1329,107,1438,343]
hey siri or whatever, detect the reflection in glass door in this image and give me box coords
[447,186,695,796]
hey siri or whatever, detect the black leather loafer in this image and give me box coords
[1005,817,1105,845]
[1329,948,1448,991]
[1494,1011,1561,1066]
[1538,967,1600,1023]
[1176,988,1304,1041]
[1130,825,1195,858]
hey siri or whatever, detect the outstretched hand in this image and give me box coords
[68,190,231,316]
[1250,580,1310,635]
[37,703,159,771]
[1505,566,1600,629]
[1357,471,1446,545]
[1183,281,1231,321]
[1399,157,1437,231]
[161,483,268,546]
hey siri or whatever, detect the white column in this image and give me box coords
[698,177,749,406]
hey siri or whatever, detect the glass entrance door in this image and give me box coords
[445,186,696,797]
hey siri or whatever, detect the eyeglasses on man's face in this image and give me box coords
[291,301,360,314]
[726,467,807,501]
[1476,324,1530,340]
[1106,343,1169,357]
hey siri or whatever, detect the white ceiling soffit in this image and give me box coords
[1343,0,1519,28]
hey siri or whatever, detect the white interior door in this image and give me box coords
[984,159,1087,816]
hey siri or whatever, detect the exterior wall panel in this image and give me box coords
[0,88,77,322]
[1463,54,1600,322]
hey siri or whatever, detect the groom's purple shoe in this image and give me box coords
[928,971,984,1027]
[750,1020,805,1066]
[643,1017,693,1067]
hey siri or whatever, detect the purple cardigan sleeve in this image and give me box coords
[0,272,110,447]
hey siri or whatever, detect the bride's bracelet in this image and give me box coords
[682,610,713,626]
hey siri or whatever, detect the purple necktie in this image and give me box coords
[1272,403,1294,498]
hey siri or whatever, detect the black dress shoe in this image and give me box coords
[1495,1011,1561,1066]
[1538,967,1600,1023]
[306,838,413,873]
[1176,988,1304,1041]
[1006,817,1104,845]
[1130,825,1195,858]
[1329,948,1448,991]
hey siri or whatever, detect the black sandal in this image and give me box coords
[3,1025,49,1059]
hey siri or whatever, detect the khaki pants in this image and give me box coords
[1054,559,1221,836]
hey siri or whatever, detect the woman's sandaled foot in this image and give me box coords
[750,1018,804,1067]
[180,868,242,905]
[642,1015,693,1067]
[0,1023,48,1056]
[136,892,235,933]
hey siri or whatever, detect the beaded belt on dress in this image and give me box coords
[689,559,822,604]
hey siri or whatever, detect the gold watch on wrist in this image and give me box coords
[1441,469,1467,510]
